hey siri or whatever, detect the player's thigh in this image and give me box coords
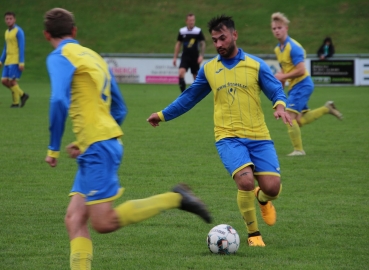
[66,193,88,223]
[215,138,254,179]
[88,200,116,228]
[1,66,10,82]
[248,140,280,177]
[7,64,22,80]
[71,138,123,204]
[189,59,200,75]
[286,83,314,113]
[248,140,281,195]
[179,57,190,72]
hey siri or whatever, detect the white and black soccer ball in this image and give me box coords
[207,224,240,254]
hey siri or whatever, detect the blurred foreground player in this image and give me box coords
[43,8,211,270]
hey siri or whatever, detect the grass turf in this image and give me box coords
[0,82,368,269]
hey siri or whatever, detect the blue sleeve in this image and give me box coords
[109,68,127,125]
[0,43,6,63]
[258,60,287,105]
[16,28,25,63]
[290,44,304,66]
[162,66,212,121]
[46,53,75,152]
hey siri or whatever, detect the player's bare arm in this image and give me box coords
[198,40,206,64]
[275,62,305,81]
[173,41,182,66]
[147,113,162,127]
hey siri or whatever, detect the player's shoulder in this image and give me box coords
[242,51,266,66]
[179,26,202,35]
[287,37,304,50]
[242,51,270,71]
[14,25,24,33]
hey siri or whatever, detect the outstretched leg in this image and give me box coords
[88,184,211,234]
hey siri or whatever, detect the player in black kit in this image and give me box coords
[173,13,206,92]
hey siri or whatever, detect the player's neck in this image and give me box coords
[7,24,15,30]
[278,35,288,49]
[50,36,74,48]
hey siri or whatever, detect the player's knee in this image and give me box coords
[262,181,281,197]
[234,170,255,191]
[1,79,8,87]
[65,211,87,229]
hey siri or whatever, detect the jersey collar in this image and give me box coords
[217,48,245,61]
[57,38,79,49]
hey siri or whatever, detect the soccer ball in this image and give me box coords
[207,224,240,254]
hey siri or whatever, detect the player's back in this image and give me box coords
[60,42,123,152]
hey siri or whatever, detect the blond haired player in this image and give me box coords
[271,12,343,156]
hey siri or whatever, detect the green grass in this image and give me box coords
[2,0,369,81]
[0,83,368,269]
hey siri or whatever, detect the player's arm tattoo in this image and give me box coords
[199,40,206,56]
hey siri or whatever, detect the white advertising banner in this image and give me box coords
[104,56,368,86]
[104,57,283,84]
[104,57,195,84]
[358,59,369,85]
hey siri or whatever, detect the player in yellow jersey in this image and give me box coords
[271,12,343,156]
[0,12,29,108]
[43,8,211,270]
[148,15,292,247]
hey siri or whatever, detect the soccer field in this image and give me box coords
[0,83,368,269]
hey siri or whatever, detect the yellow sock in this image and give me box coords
[287,119,303,151]
[237,190,259,234]
[257,184,282,203]
[70,237,93,270]
[299,106,329,126]
[10,85,24,104]
[115,192,181,227]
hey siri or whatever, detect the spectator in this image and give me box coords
[317,37,335,60]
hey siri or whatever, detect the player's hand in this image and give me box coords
[147,113,161,127]
[274,105,293,126]
[45,156,58,167]
[0,62,2,68]
[275,72,285,82]
[18,65,24,71]
[198,55,204,64]
[66,143,81,158]
[173,58,177,67]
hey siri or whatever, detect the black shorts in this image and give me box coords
[179,55,200,75]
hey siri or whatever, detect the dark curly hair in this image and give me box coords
[207,15,235,33]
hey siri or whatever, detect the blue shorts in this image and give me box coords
[1,64,22,80]
[286,77,314,113]
[215,138,280,178]
[70,138,124,205]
